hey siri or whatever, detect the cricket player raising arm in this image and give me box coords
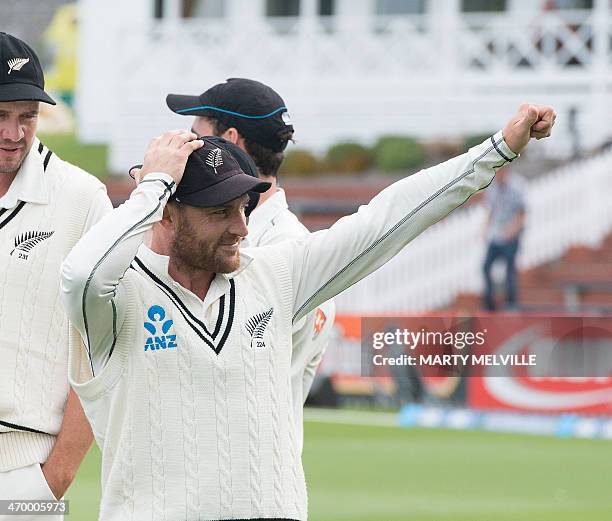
[167,78,336,452]
[60,104,554,521]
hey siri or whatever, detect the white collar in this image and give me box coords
[247,188,288,244]
[0,138,49,209]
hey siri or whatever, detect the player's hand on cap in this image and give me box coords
[135,130,203,185]
[502,104,556,155]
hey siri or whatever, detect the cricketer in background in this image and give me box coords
[0,32,112,521]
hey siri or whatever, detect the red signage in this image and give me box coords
[331,314,612,415]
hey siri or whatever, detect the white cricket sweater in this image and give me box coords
[0,139,111,471]
[245,188,336,453]
[61,133,516,520]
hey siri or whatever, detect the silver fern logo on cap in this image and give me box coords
[206,148,223,174]
[7,58,29,74]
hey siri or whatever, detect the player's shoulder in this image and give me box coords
[121,260,161,308]
[241,240,299,279]
[275,208,309,233]
[260,208,309,244]
[242,242,288,267]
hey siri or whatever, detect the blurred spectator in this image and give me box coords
[482,168,526,311]
[568,106,581,159]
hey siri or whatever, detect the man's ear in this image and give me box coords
[161,203,178,230]
[222,127,241,145]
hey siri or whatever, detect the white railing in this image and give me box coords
[145,10,612,75]
[335,148,612,314]
[457,9,598,71]
[78,3,612,167]
[144,10,604,76]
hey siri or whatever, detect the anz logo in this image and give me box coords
[144,305,177,352]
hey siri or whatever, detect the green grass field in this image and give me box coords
[65,411,612,520]
[38,133,108,179]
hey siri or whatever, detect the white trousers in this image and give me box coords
[0,464,63,521]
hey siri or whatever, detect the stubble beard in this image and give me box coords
[0,141,28,175]
[171,219,241,275]
[0,155,26,175]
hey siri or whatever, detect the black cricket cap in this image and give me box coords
[166,78,293,153]
[0,32,55,105]
[204,136,262,215]
[174,137,271,208]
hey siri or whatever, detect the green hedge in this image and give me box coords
[373,135,425,173]
[280,149,320,177]
[324,142,372,174]
[462,133,494,151]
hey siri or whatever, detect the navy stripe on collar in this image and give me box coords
[134,256,213,335]
[0,201,26,231]
[132,257,235,355]
[37,141,53,172]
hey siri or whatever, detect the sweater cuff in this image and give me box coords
[489,131,519,163]
[138,173,177,196]
[0,431,56,472]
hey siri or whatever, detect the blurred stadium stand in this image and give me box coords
[451,236,612,313]
[331,147,612,314]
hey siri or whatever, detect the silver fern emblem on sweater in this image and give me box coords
[7,58,29,74]
[245,307,273,348]
[11,230,54,260]
[206,148,223,173]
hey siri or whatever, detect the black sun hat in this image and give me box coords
[0,32,55,105]
[173,137,271,208]
[166,78,293,153]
